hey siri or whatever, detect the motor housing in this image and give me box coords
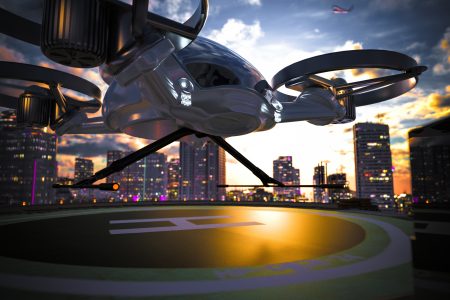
[17,91,54,128]
[41,0,108,67]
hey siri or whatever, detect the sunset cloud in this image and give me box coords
[432,27,450,76]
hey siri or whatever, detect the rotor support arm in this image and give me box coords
[54,127,284,191]
[54,127,195,190]
[204,135,284,187]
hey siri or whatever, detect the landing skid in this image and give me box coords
[53,127,344,190]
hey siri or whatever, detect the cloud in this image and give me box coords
[58,135,131,157]
[207,18,264,50]
[406,41,426,51]
[428,91,450,109]
[432,27,450,76]
[0,46,25,62]
[343,128,352,133]
[242,0,261,6]
[334,40,363,51]
[369,0,413,11]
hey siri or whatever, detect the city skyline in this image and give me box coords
[1,0,449,195]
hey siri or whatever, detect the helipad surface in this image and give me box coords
[0,206,413,299]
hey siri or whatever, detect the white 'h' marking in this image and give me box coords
[109,216,263,235]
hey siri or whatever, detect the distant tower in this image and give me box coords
[106,150,167,201]
[327,173,351,203]
[0,111,57,206]
[143,152,167,201]
[273,156,300,200]
[409,116,450,204]
[179,140,226,200]
[179,142,195,200]
[353,122,394,208]
[74,157,94,182]
[167,158,181,200]
[313,163,325,202]
[106,150,124,185]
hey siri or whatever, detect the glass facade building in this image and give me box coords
[0,111,57,206]
[353,123,394,208]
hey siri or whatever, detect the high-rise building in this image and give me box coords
[409,116,450,204]
[0,111,57,206]
[179,140,226,200]
[327,173,352,203]
[313,164,326,202]
[353,122,394,208]
[167,158,180,200]
[179,142,194,200]
[106,150,167,201]
[143,152,167,201]
[74,157,94,182]
[106,150,124,187]
[273,156,300,201]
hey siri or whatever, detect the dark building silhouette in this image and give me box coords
[354,123,394,208]
[0,111,57,206]
[74,157,94,182]
[106,151,167,201]
[167,158,180,200]
[313,164,326,202]
[409,116,450,204]
[179,140,226,200]
[273,156,300,201]
[327,173,352,203]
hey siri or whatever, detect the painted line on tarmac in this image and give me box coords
[110,215,263,234]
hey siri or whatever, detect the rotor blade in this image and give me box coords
[0,93,18,109]
[0,7,41,46]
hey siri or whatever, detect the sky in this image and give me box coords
[1,0,449,197]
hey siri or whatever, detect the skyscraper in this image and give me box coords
[327,173,352,203]
[179,142,194,200]
[74,157,94,182]
[179,140,226,200]
[353,122,394,208]
[409,116,450,204]
[273,156,300,201]
[143,152,167,201]
[0,111,57,206]
[313,164,326,202]
[106,150,167,201]
[167,158,180,200]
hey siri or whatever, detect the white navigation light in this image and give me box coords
[274,111,282,123]
[180,92,192,106]
[178,78,194,106]
[178,77,194,94]
[271,98,283,112]
[263,88,283,122]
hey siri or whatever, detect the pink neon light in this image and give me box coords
[31,159,37,205]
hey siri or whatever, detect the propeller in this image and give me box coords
[272,50,427,107]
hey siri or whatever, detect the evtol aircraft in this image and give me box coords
[0,0,426,191]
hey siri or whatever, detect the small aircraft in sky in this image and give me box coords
[332,4,354,14]
[0,0,425,191]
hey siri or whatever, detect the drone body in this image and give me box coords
[101,36,277,140]
[0,0,426,190]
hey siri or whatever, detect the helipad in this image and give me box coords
[0,206,413,299]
